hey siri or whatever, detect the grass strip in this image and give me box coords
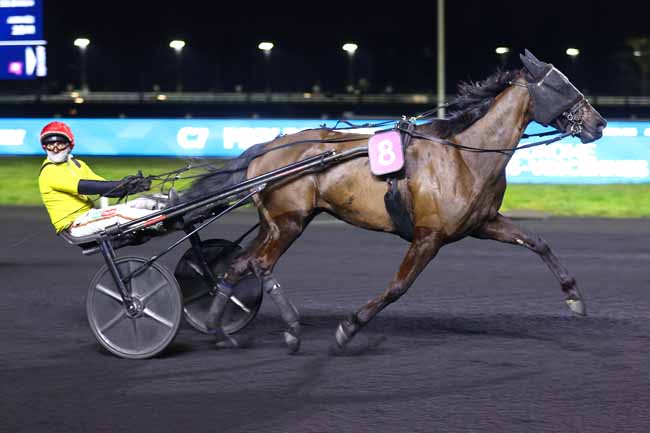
[2,156,650,217]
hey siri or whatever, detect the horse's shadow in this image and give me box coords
[235,310,634,356]
[84,310,636,359]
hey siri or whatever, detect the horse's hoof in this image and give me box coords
[335,324,350,349]
[564,286,586,316]
[565,297,586,316]
[563,286,586,316]
[283,322,301,353]
[214,334,240,349]
[284,331,301,353]
[213,331,244,349]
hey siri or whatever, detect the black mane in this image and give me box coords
[426,69,520,138]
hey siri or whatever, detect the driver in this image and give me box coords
[38,121,173,237]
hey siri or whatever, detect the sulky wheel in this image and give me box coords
[174,239,263,335]
[86,257,182,360]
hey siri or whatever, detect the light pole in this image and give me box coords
[628,37,650,95]
[437,0,445,118]
[342,42,358,93]
[73,38,90,92]
[258,41,274,92]
[169,39,186,92]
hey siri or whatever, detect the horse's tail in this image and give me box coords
[182,141,269,202]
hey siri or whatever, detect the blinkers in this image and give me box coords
[520,50,586,133]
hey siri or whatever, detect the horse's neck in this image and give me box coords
[454,85,532,179]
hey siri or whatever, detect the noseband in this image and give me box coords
[561,98,587,135]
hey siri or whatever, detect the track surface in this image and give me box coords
[2,206,650,433]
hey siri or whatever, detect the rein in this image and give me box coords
[390,117,575,155]
[394,122,573,155]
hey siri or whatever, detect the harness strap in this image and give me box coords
[398,118,416,148]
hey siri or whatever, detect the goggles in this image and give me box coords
[41,133,71,152]
[43,141,70,152]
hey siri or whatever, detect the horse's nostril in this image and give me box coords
[597,118,607,132]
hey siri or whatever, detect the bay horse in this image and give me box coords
[184,50,607,353]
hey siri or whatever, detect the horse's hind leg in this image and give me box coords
[248,212,311,352]
[336,229,443,349]
[473,213,586,315]
[206,212,308,352]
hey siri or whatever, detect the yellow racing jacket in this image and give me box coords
[38,157,105,233]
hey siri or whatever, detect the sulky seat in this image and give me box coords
[58,230,104,255]
[58,227,146,256]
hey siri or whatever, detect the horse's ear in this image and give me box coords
[524,49,543,64]
[520,49,548,79]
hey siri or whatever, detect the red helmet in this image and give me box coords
[40,121,75,151]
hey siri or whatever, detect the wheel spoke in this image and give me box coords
[99,310,127,333]
[125,261,137,294]
[230,295,251,314]
[143,307,174,328]
[184,288,210,305]
[187,260,205,277]
[140,280,168,303]
[96,284,123,303]
[132,317,139,347]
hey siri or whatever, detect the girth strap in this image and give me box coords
[383,119,415,242]
[384,176,413,242]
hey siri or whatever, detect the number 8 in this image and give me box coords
[377,140,396,166]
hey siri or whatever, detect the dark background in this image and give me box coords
[5,0,650,96]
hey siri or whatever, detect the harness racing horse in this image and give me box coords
[185,50,607,353]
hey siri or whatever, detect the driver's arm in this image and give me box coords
[77,179,129,197]
[78,173,152,198]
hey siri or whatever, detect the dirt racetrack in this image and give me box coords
[2,206,649,433]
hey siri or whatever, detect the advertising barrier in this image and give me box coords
[0,117,648,183]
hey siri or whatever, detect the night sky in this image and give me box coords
[21,1,650,95]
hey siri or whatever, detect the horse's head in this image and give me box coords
[519,49,606,143]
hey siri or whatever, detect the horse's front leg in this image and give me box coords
[336,228,442,349]
[473,213,586,315]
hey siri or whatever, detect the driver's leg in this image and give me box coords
[68,205,155,237]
